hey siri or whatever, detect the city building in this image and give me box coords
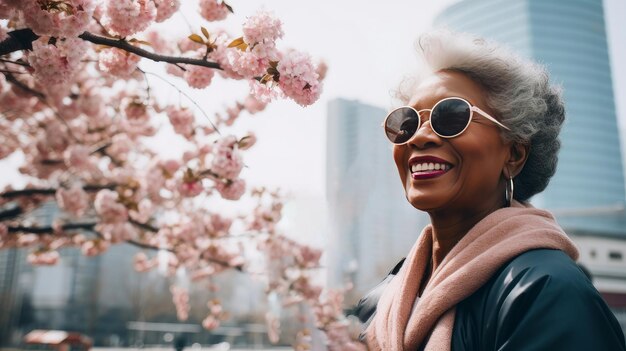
[434,0,626,331]
[325,98,428,302]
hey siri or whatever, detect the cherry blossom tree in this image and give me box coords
[0,0,361,349]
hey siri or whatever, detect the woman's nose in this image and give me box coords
[406,120,443,149]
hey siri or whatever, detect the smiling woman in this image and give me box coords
[351,30,626,351]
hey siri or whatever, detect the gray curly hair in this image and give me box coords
[396,30,565,201]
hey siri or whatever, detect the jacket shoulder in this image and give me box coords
[454,249,626,351]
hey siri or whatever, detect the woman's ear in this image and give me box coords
[504,142,529,178]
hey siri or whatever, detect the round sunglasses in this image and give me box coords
[382,97,510,144]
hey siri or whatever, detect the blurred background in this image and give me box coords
[1,0,625,349]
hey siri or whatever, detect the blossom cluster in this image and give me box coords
[28,37,88,87]
[0,1,334,348]
[22,0,95,37]
[100,0,156,37]
[199,0,230,21]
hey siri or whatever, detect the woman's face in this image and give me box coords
[393,70,510,213]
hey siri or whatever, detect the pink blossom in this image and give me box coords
[243,94,268,114]
[134,252,157,272]
[99,48,141,78]
[143,30,172,54]
[295,245,322,268]
[292,276,322,300]
[161,159,181,176]
[242,10,283,45]
[184,65,215,89]
[207,213,232,237]
[317,60,328,81]
[0,3,16,20]
[97,222,137,242]
[153,0,179,22]
[171,286,190,321]
[266,313,280,344]
[122,98,150,124]
[209,43,243,80]
[40,120,69,153]
[178,180,204,197]
[166,107,195,138]
[22,0,95,37]
[215,178,245,200]
[81,239,110,256]
[228,48,272,78]
[94,189,128,223]
[202,315,220,330]
[278,50,322,106]
[102,0,156,37]
[28,37,88,86]
[63,144,96,172]
[107,134,134,162]
[198,0,229,21]
[210,136,243,179]
[27,250,60,266]
[56,184,89,217]
[130,198,153,223]
[17,234,39,247]
[249,80,279,103]
[166,63,185,77]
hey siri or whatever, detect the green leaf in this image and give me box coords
[201,27,210,39]
[188,34,205,44]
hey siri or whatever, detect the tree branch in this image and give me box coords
[8,222,96,234]
[129,218,159,233]
[1,184,117,199]
[77,31,222,70]
[2,73,45,99]
[0,206,23,221]
[0,29,38,56]
[0,29,223,70]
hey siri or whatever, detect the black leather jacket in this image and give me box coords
[351,249,626,350]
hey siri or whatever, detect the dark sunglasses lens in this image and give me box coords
[385,107,420,144]
[431,99,471,137]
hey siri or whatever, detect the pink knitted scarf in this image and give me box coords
[366,201,579,351]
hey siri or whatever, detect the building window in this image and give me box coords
[609,251,623,261]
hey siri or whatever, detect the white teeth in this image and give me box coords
[411,162,450,173]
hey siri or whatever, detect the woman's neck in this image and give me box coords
[428,200,505,270]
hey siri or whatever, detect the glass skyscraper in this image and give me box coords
[326,98,428,302]
[435,0,626,237]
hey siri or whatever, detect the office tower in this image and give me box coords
[436,0,626,234]
[326,98,428,301]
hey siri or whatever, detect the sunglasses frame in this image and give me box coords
[382,97,511,144]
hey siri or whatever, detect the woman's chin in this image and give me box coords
[405,190,446,212]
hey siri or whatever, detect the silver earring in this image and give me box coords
[505,176,514,207]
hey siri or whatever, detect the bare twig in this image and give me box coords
[141,70,221,135]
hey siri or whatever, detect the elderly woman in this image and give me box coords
[353,31,626,350]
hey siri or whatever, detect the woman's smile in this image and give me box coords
[409,155,454,180]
